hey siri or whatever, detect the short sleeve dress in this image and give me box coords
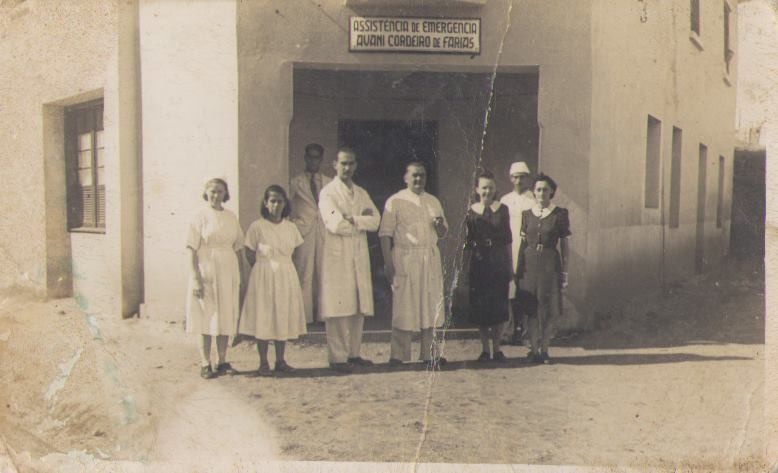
[185,207,244,336]
[238,218,307,341]
[516,206,571,321]
[465,203,512,327]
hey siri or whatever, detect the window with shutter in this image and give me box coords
[65,100,105,232]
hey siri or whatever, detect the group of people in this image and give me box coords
[184,144,570,379]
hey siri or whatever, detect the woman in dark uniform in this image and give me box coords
[517,173,570,364]
[465,170,512,363]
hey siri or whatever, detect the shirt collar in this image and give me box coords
[333,178,355,197]
[471,201,501,214]
[401,188,426,200]
[531,204,557,218]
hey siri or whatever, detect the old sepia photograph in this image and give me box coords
[0,0,775,471]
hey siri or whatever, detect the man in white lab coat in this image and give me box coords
[379,162,448,368]
[318,148,380,373]
[289,143,332,324]
[499,160,535,345]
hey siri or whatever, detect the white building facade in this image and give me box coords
[0,0,737,329]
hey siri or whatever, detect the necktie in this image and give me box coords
[310,173,318,203]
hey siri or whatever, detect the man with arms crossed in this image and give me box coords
[380,162,448,368]
[289,143,332,324]
[318,148,380,373]
[500,160,535,345]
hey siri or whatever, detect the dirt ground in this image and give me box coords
[0,257,769,472]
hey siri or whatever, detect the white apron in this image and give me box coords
[379,189,447,332]
[500,190,535,299]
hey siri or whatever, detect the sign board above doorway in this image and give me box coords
[349,16,481,54]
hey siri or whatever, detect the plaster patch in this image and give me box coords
[85,314,102,340]
[43,348,83,404]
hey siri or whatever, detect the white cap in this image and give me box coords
[509,161,531,176]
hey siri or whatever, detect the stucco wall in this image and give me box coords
[0,1,142,317]
[0,1,121,315]
[237,0,593,327]
[588,0,737,314]
[138,0,240,320]
[736,0,778,152]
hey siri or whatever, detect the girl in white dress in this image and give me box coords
[239,185,307,376]
[186,178,244,379]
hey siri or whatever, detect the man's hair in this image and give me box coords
[336,146,357,158]
[405,161,427,173]
[304,143,324,157]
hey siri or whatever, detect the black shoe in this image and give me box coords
[476,352,491,362]
[200,365,216,379]
[347,357,374,367]
[274,360,295,373]
[527,351,542,364]
[540,351,551,364]
[215,362,236,375]
[388,358,404,368]
[330,362,353,374]
[493,351,508,363]
[257,362,272,377]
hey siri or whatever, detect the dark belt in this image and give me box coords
[475,238,494,248]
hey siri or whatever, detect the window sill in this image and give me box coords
[689,32,704,51]
[69,227,106,235]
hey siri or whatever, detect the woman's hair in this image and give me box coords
[473,169,496,202]
[260,184,292,219]
[202,178,230,202]
[532,173,558,199]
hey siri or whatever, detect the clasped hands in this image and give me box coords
[342,208,374,225]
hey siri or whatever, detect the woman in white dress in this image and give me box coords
[239,185,307,376]
[186,178,244,379]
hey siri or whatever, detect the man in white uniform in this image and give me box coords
[318,148,380,373]
[379,162,448,368]
[499,161,535,345]
[289,143,332,324]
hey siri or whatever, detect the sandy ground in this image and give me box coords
[0,257,769,472]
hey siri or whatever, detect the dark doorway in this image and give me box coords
[338,119,438,327]
[290,69,539,331]
[730,149,765,259]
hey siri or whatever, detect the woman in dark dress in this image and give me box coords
[465,170,512,363]
[516,174,570,364]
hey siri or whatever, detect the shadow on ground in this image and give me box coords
[560,256,765,350]
[226,350,753,378]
